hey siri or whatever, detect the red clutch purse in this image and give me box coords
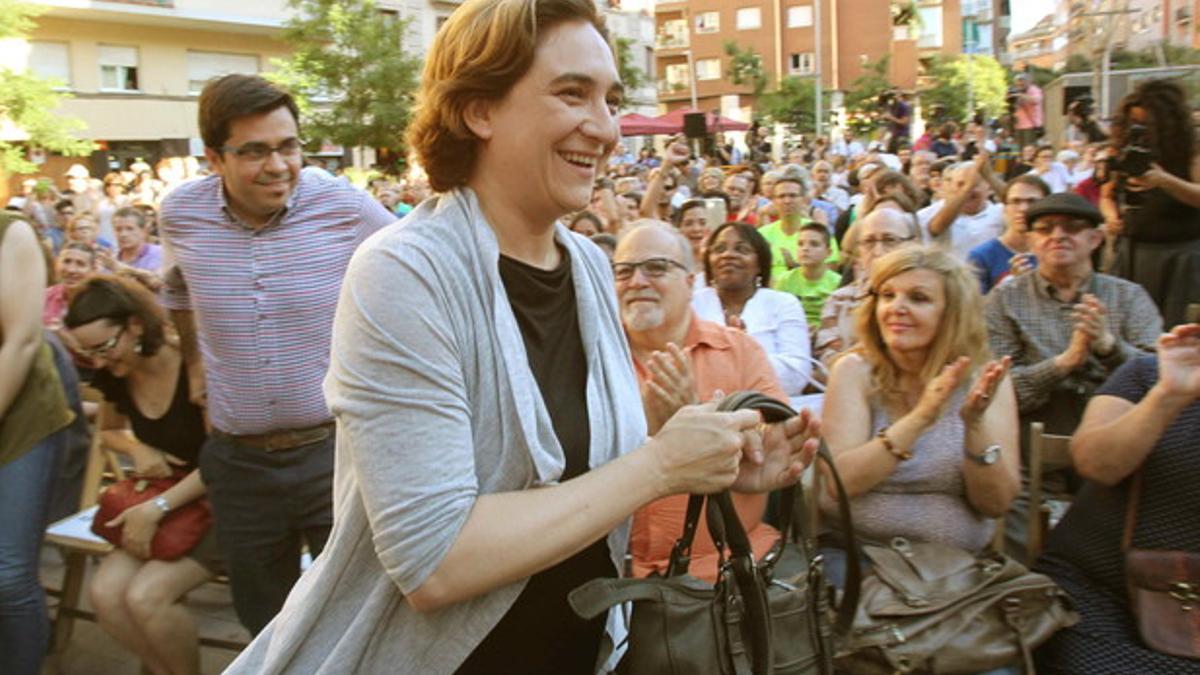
[92,473,212,560]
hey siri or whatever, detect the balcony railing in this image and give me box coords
[657,80,690,96]
[655,33,689,49]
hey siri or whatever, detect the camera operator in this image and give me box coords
[1012,73,1044,149]
[1065,97,1108,145]
[880,90,912,154]
[1100,79,1200,328]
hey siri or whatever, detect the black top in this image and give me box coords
[1035,357,1200,673]
[92,359,207,468]
[456,246,615,675]
[1122,187,1200,244]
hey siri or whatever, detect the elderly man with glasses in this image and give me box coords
[984,192,1161,557]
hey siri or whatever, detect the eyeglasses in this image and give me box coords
[859,235,915,250]
[76,325,126,359]
[1030,220,1094,236]
[612,257,689,281]
[219,138,304,162]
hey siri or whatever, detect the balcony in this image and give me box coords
[1177,6,1192,24]
[655,20,689,50]
[657,80,691,97]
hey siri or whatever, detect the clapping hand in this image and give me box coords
[732,407,821,493]
[1071,294,1116,355]
[1156,323,1200,402]
[641,344,700,434]
[912,356,972,425]
[960,356,1011,426]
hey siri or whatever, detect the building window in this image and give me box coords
[658,18,689,49]
[916,6,943,48]
[736,7,762,30]
[695,11,720,33]
[187,51,259,95]
[28,41,70,87]
[665,62,691,91]
[790,52,815,74]
[98,45,138,92]
[695,58,721,80]
[787,5,813,28]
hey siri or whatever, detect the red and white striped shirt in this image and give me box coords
[160,168,396,434]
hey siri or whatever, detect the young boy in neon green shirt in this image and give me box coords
[773,223,842,331]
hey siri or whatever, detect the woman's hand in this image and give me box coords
[912,356,971,425]
[1126,163,1167,191]
[1157,323,1200,401]
[130,446,186,479]
[960,356,1011,426]
[106,502,164,559]
[649,402,759,496]
[732,407,821,493]
[641,344,700,434]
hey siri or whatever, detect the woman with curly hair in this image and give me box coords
[1101,78,1200,328]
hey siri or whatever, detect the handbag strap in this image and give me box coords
[714,392,862,638]
[1121,470,1145,553]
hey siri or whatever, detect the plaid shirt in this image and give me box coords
[984,271,1161,412]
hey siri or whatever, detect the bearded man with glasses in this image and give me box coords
[157,74,396,635]
[984,192,1161,557]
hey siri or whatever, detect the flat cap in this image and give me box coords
[1025,192,1103,226]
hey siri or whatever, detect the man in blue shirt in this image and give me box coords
[968,174,1050,294]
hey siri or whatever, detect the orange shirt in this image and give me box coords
[630,314,786,582]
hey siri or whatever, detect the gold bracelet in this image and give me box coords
[877,426,912,461]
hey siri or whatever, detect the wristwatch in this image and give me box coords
[965,444,1001,466]
[152,495,171,513]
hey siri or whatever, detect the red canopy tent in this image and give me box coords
[618,112,677,136]
[653,108,751,134]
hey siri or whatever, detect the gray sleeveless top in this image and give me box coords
[828,387,995,553]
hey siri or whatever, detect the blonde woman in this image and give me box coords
[820,246,1019,581]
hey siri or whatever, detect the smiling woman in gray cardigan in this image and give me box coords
[224,1,819,673]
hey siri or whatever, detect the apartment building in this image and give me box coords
[653,0,1010,118]
[1010,13,1067,70]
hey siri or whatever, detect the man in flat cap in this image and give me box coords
[984,192,1161,556]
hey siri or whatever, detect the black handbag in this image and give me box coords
[569,392,862,675]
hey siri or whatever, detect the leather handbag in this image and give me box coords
[570,391,862,675]
[834,538,1079,675]
[92,472,212,560]
[1123,472,1200,659]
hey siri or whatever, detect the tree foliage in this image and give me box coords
[269,0,421,168]
[921,54,1007,122]
[0,0,95,174]
[723,41,768,98]
[758,76,816,133]
[615,37,645,100]
[842,56,893,135]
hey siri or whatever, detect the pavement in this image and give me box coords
[39,545,248,675]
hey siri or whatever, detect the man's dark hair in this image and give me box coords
[799,222,831,247]
[55,199,75,214]
[198,74,300,151]
[1001,174,1051,203]
[674,199,706,226]
[112,206,146,229]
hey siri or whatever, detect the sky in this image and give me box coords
[1009,0,1051,36]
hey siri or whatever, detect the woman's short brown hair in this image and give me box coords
[64,275,170,357]
[406,0,611,193]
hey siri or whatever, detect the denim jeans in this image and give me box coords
[0,426,67,675]
[199,432,334,635]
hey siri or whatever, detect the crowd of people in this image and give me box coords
[2,0,1199,672]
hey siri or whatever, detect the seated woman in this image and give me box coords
[42,242,96,329]
[821,245,1019,565]
[1034,323,1200,674]
[63,275,218,675]
[692,222,814,398]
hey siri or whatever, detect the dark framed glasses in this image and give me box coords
[612,257,689,281]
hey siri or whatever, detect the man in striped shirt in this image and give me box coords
[159,74,395,634]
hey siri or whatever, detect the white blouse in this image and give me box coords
[691,286,814,396]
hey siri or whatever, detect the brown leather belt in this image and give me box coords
[214,421,335,452]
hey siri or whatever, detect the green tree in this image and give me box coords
[843,56,893,135]
[921,54,1007,122]
[615,37,645,101]
[269,0,421,172]
[723,41,768,98]
[0,0,95,174]
[758,76,816,133]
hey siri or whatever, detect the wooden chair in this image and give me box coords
[1025,422,1074,565]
